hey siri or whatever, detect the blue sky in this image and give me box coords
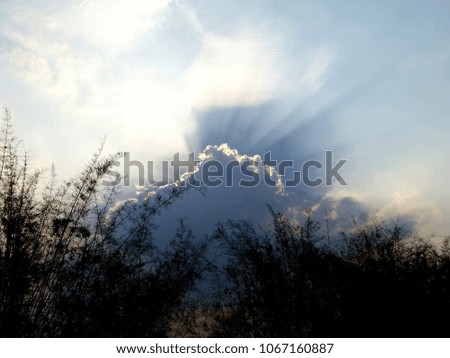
[0,0,449,236]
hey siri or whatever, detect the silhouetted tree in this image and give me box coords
[210,209,340,337]
[2,107,450,338]
[208,209,450,337]
[0,108,208,337]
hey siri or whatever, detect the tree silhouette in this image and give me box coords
[1,107,450,337]
[0,108,208,337]
[208,209,450,337]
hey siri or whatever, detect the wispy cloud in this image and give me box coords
[66,0,171,55]
[1,0,449,237]
[185,32,284,109]
[0,0,334,168]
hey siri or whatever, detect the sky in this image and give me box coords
[0,0,449,237]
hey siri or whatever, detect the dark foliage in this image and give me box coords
[210,211,450,337]
[0,108,208,337]
[1,108,449,338]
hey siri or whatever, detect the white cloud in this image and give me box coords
[0,1,335,181]
[293,46,333,95]
[0,1,185,165]
[184,35,334,110]
[66,0,171,55]
[185,33,283,109]
[8,47,53,85]
[3,36,102,106]
[112,143,288,241]
[113,144,370,242]
[1,0,449,239]
[194,143,285,194]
